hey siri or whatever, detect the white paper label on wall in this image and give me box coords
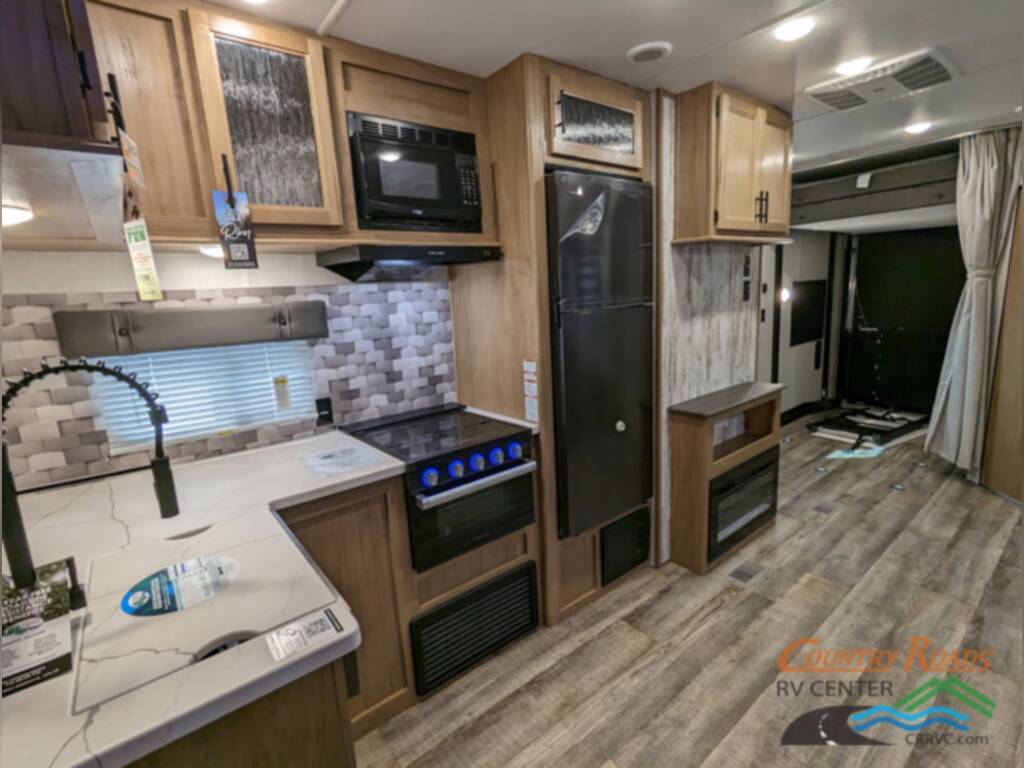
[266,608,343,662]
[273,375,291,408]
[123,219,162,301]
[522,359,539,423]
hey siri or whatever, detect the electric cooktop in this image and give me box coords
[343,404,525,464]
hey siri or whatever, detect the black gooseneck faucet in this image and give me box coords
[2,358,179,590]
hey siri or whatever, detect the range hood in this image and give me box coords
[317,244,501,282]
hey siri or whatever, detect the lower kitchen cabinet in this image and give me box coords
[131,662,355,768]
[279,477,419,737]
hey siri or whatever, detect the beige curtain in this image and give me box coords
[926,127,1022,478]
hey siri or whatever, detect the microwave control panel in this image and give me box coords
[456,154,481,208]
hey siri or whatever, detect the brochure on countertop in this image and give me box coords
[1,559,75,696]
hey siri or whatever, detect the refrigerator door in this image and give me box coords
[554,304,653,536]
[547,171,653,311]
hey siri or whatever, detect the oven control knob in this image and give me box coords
[489,447,505,466]
[448,459,465,479]
[421,467,440,488]
[469,453,486,472]
[507,441,524,460]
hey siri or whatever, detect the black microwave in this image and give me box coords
[347,112,482,232]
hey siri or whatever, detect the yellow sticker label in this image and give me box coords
[123,219,163,302]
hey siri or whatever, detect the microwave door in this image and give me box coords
[357,138,462,220]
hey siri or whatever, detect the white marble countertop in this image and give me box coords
[1,431,405,768]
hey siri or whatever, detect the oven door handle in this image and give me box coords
[415,460,537,510]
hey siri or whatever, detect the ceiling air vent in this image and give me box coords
[806,49,957,112]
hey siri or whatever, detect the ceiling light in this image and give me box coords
[835,57,873,76]
[1015,105,1023,113]
[2,205,34,227]
[780,287,792,303]
[626,41,674,64]
[904,121,932,135]
[773,17,815,42]
[199,244,224,259]
[241,0,270,5]
[378,151,402,163]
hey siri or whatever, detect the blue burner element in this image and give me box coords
[489,447,505,466]
[507,441,524,461]
[469,453,486,472]
[420,467,440,488]
[448,459,466,479]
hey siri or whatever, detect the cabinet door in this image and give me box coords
[548,73,643,170]
[1,0,107,144]
[280,479,417,736]
[715,92,760,232]
[757,111,792,233]
[188,9,342,226]
[88,0,217,239]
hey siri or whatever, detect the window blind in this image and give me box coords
[89,341,316,454]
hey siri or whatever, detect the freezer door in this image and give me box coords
[554,304,653,537]
[547,171,653,311]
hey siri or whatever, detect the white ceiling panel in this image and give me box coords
[207,0,1023,169]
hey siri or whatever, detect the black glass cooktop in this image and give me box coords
[344,404,526,463]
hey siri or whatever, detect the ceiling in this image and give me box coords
[214,0,1023,170]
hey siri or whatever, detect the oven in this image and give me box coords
[407,458,536,572]
[347,112,482,232]
[707,446,779,561]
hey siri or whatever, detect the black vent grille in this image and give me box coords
[351,112,476,153]
[410,562,538,696]
[812,89,868,111]
[892,56,952,91]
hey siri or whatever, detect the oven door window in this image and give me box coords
[356,139,461,215]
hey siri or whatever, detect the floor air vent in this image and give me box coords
[410,562,538,696]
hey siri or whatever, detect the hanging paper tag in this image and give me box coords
[123,219,163,301]
[212,190,258,269]
[118,128,146,190]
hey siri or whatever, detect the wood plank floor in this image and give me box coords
[356,423,1023,768]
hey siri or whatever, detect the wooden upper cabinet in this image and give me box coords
[675,82,792,243]
[547,71,644,171]
[757,110,793,234]
[715,93,761,231]
[1,0,108,147]
[187,9,342,226]
[87,0,217,239]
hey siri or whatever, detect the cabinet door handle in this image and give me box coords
[221,153,237,209]
[764,191,770,223]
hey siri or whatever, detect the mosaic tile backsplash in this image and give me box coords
[2,282,454,489]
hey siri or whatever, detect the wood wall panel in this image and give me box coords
[982,193,1023,501]
[656,93,760,564]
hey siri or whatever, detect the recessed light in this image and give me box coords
[2,205,34,227]
[199,244,224,259]
[1015,105,1023,113]
[780,287,792,302]
[378,151,402,163]
[773,17,815,42]
[835,57,873,76]
[905,121,932,135]
[626,41,674,64]
[241,0,270,5]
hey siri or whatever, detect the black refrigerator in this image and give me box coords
[546,170,653,538]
